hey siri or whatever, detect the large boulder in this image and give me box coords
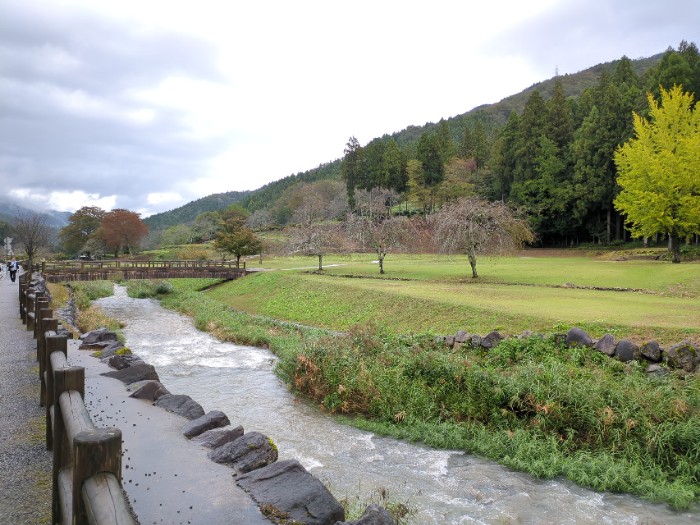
[566,327,593,347]
[480,331,504,349]
[640,340,662,362]
[99,341,125,358]
[334,504,395,525]
[646,364,670,378]
[614,339,639,362]
[594,334,616,356]
[191,425,244,448]
[209,431,278,473]
[128,380,170,401]
[182,410,231,438]
[101,362,159,384]
[155,394,205,420]
[79,328,118,345]
[454,331,470,344]
[107,353,143,370]
[664,341,699,372]
[237,459,345,525]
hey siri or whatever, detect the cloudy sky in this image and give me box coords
[1,0,698,217]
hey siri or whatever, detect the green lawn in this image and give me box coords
[216,252,700,344]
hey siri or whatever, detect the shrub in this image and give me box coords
[126,279,174,298]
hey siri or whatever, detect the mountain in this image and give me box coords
[388,53,663,146]
[143,190,251,231]
[40,52,666,233]
[0,198,70,228]
[221,54,663,217]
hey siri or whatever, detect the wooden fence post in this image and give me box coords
[39,320,60,408]
[34,296,50,340]
[72,428,123,524]
[52,365,84,524]
[44,332,68,449]
[19,273,28,318]
[26,292,36,331]
[36,303,52,359]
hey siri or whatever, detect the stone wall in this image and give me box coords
[437,327,699,374]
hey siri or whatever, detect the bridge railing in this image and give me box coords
[41,259,247,282]
[21,273,136,525]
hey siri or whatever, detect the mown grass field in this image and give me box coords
[211,251,700,344]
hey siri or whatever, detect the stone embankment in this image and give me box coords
[438,328,699,374]
[76,325,395,525]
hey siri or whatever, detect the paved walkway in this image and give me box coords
[0,271,270,525]
[0,270,52,524]
[71,344,270,525]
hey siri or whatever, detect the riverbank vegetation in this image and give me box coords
[70,280,123,334]
[106,250,700,510]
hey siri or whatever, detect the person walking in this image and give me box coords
[7,256,19,283]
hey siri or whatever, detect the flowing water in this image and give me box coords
[95,286,698,525]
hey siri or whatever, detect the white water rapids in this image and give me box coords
[95,286,698,525]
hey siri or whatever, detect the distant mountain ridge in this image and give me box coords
[0,198,71,228]
[143,190,251,231]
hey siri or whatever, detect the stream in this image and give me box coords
[95,285,698,525]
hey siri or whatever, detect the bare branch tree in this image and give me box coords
[11,209,52,268]
[345,214,414,274]
[432,197,535,278]
[286,221,345,271]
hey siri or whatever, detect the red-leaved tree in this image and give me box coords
[99,209,148,256]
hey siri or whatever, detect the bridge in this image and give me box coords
[40,259,247,283]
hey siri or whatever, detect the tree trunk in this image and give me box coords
[235,255,241,269]
[318,254,323,271]
[606,207,612,244]
[669,234,682,263]
[378,254,384,274]
[467,246,478,278]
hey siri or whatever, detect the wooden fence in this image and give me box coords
[40,259,247,282]
[21,273,136,525]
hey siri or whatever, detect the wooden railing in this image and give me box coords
[40,259,247,282]
[21,274,136,525]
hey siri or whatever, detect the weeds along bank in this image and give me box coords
[63,278,700,511]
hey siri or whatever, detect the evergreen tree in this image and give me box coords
[648,42,700,101]
[341,136,364,210]
[546,80,574,149]
[572,59,643,243]
[491,111,520,201]
[514,91,548,184]
[363,139,386,191]
[416,133,445,211]
[383,138,408,194]
[435,119,456,162]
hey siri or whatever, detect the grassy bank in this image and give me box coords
[144,267,699,510]
[215,253,700,344]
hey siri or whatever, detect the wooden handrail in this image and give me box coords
[32,316,136,524]
[19,275,135,524]
[42,259,244,271]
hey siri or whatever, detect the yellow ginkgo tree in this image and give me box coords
[614,85,700,263]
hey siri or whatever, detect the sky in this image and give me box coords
[1,0,698,218]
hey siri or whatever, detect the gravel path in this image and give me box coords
[0,271,52,524]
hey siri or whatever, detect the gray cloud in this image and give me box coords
[1,0,698,218]
[0,2,227,213]
[484,0,699,75]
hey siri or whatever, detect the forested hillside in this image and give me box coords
[337,42,699,246]
[144,190,250,231]
[147,42,699,247]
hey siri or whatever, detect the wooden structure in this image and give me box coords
[20,273,137,525]
[41,259,247,282]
